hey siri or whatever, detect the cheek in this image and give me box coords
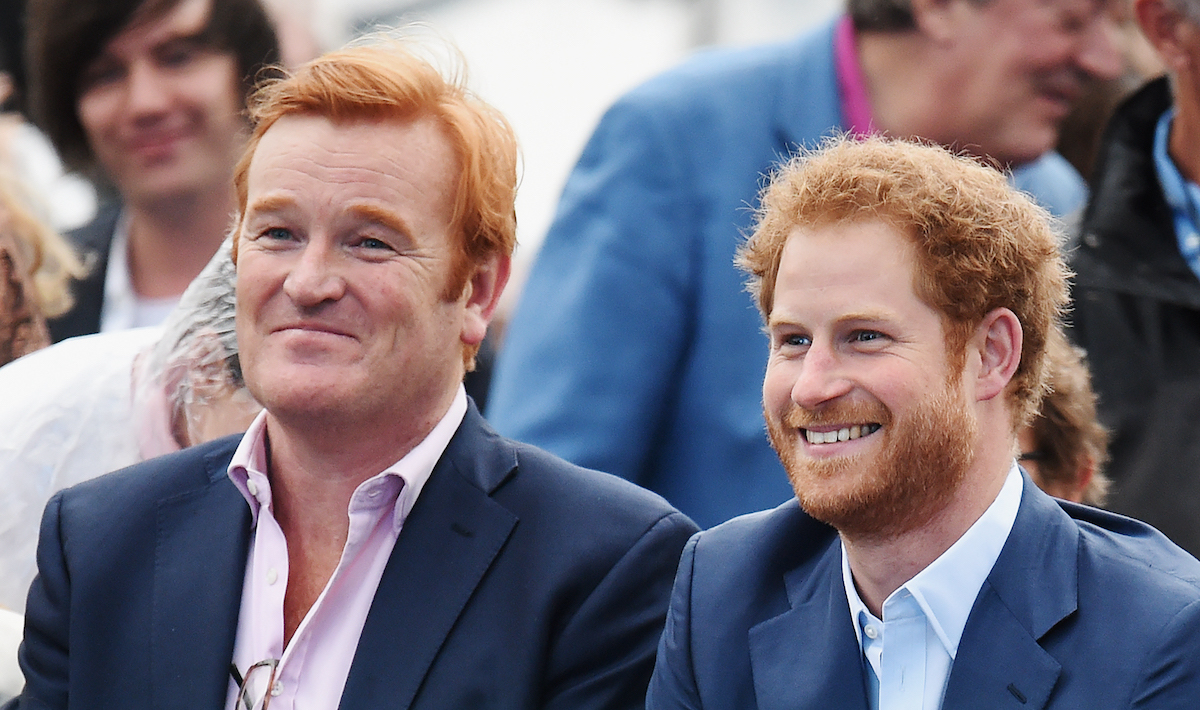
[77,92,117,140]
[762,362,794,414]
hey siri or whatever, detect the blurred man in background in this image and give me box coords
[1069,0,1200,554]
[25,0,279,340]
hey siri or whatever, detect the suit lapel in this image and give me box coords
[338,406,519,710]
[749,540,870,710]
[942,475,1078,709]
[150,440,252,710]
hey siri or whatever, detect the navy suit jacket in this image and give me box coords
[11,404,698,709]
[647,474,1200,709]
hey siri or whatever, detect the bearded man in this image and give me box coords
[645,135,1200,710]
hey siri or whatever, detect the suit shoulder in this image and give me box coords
[614,22,832,116]
[691,501,836,576]
[505,437,692,529]
[1066,502,1200,599]
[60,435,242,515]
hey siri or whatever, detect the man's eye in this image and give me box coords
[262,227,293,241]
[81,63,124,90]
[779,334,811,348]
[852,331,883,343]
[359,237,390,250]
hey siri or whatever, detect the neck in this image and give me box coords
[124,187,236,299]
[841,435,1014,617]
[1170,85,1200,185]
[264,411,439,646]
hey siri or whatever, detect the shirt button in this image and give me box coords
[266,568,279,585]
[247,480,259,497]
[864,625,879,640]
[270,681,283,696]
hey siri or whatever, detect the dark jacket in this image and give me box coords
[647,475,1200,709]
[45,203,119,343]
[1071,76,1200,555]
[10,403,698,709]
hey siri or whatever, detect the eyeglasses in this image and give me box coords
[230,659,280,710]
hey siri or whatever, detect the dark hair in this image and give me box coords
[25,0,281,172]
[0,0,25,113]
[848,0,918,31]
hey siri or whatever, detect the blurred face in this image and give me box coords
[76,0,245,205]
[235,113,478,433]
[936,0,1123,166]
[762,221,978,540]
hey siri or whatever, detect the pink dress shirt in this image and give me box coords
[834,15,876,138]
[223,387,468,710]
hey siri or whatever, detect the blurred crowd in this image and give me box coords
[2,0,1200,704]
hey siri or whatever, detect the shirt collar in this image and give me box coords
[227,385,469,532]
[833,15,876,138]
[1152,107,1200,282]
[842,463,1024,658]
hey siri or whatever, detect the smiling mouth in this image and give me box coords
[803,423,881,445]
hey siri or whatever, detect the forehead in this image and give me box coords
[771,219,925,320]
[245,113,458,227]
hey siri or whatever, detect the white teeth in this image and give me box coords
[805,424,879,445]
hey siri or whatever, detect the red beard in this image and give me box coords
[766,375,977,540]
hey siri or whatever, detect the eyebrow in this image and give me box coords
[768,309,895,330]
[243,196,415,238]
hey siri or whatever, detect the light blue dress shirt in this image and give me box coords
[841,465,1024,710]
[1152,108,1200,283]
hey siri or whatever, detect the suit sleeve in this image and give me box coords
[645,534,702,710]
[541,511,698,710]
[486,92,698,486]
[1130,597,1200,707]
[9,493,72,709]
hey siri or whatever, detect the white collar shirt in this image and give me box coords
[223,385,467,710]
[841,464,1024,710]
[99,211,180,332]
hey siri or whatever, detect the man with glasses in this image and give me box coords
[9,40,697,710]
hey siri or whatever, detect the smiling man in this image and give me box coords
[25,0,279,340]
[9,42,697,710]
[645,135,1200,710]
[489,0,1126,531]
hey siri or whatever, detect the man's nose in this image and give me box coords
[124,62,172,116]
[789,341,853,410]
[283,245,347,307]
[1077,13,1124,81]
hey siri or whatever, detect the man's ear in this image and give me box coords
[460,252,511,348]
[1136,0,1191,72]
[971,307,1022,402]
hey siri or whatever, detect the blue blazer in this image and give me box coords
[488,17,1088,529]
[647,475,1200,709]
[10,404,698,710]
